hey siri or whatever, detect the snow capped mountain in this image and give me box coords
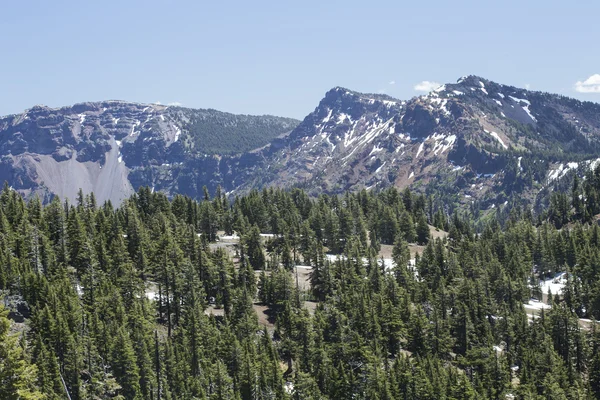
[2,75,600,213]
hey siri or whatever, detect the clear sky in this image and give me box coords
[2,0,600,119]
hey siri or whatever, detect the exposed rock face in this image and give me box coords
[2,76,600,212]
[0,102,298,204]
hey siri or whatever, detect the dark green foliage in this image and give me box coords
[2,182,600,398]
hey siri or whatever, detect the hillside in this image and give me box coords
[2,76,600,213]
[0,102,298,204]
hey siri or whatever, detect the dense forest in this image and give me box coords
[5,165,600,398]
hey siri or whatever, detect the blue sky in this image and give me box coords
[2,0,600,119]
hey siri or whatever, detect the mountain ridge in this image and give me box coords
[2,76,600,216]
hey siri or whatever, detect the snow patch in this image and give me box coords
[416,142,425,158]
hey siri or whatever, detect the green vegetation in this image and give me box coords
[4,174,600,398]
[175,109,299,155]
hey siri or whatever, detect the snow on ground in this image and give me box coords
[524,299,552,310]
[522,105,537,122]
[547,163,578,183]
[497,93,505,99]
[173,125,182,143]
[79,114,86,124]
[539,272,566,296]
[416,141,425,158]
[409,171,415,178]
[375,162,386,175]
[494,100,502,106]
[486,130,508,149]
[220,234,240,240]
[509,95,530,105]
[518,156,523,171]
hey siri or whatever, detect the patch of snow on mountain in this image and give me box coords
[509,95,530,105]
[540,272,567,295]
[487,130,508,149]
[497,93,505,99]
[322,108,333,124]
[480,87,488,95]
[547,164,565,182]
[522,105,537,122]
[432,134,456,155]
[416,141,425,158]
[79,114,86,124]
[337,113,352,124]
[369,144,383,156]
[518,156,523,171]
[409,171,414,178]
[173,125,182,142]
[375,162,386,175]
[525,299,551,311]
[494,100,502,106]
[453,90,464,96]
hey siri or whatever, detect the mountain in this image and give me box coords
[233,76,600,213]
[2,76,600,212]
[0,101,298,204]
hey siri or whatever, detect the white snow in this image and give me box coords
[539,272,567,296]
[486,130,508,149]
[160,115,165,121]
[497,93,505,99]
[220,234,240,240]
[509,95,530,105]
[548,163,579,183]
[522,105,537,122]
[453,90,464,96]
[375,162,386,175]
[369,144,384,156]
[173,125,181,142]
[500,112,506,118]
[524,299,552,311]
[322,108,333,124]
[494,100,502,106]
[115,140,122,147]
[416,142,425,158]
[517,156,523,171]
[118,155,123,163]
[480,87,489,95]
[78,114,86,124]
[409,171,414,178]
[432,134,456,155]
